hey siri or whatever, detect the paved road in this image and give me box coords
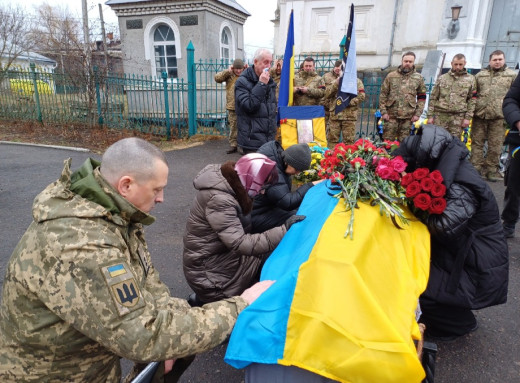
[0,139,518,382]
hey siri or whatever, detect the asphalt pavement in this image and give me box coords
[0,139,518,382]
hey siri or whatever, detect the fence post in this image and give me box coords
[30,63,43,122]
[162,71,171,140]
[94,66,104,125]
[187,41,197,136]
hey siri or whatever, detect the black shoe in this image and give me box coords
[226,146,237,154]
[503,223,515,238]
[187,293,204,307]
[426,322,478,342]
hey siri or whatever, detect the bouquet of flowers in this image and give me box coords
[401,168,447,220]
[318,139,409,239]
[293,143,327,184]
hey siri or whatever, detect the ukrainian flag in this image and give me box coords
[278,10,294,108]
[225,182,430,382]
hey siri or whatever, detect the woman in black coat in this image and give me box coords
[393,125,509,340]
[501,73,520,237]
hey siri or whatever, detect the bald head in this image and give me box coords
[100,137,167,186]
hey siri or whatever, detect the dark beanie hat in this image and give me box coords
[282,144,312,171]
[233,59,244,69]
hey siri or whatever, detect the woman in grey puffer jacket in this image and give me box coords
[183,155,302,303]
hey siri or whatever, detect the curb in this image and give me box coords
[0,141,90,152]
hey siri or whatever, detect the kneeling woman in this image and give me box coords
[183,153,303,304]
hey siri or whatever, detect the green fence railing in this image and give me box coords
[0,44,433,141]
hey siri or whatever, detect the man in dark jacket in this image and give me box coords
[393,126,509,341]
[501,74,520,237]
[251,141,322,233]
[235,48,277,153]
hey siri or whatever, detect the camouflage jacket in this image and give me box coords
[427,69,477,120]
[215,70,240,110]
[293,71,325,106]
[474,65,517,120]
[0,159,247,383]
[320,70,340,110]
[379,66,427,119]
[324,78,366,121]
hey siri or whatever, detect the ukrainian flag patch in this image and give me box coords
[107,264,126,278]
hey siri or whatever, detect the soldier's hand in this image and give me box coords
[428,118,434,124]
[228,65,233,72]
[462,119,471,128]
[382,113,390,121]
[241,280,275,304]
[165,359,176,374]
[411,116,419,122]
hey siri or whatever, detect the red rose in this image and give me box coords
[401,173,414,187]
[391,156,407,172]
[431,183,447,197]
[420,177,434,192]
[388,170,401,181]
[413,193,432,211]
[376,165,393,179]
[413,168,430,180]
[406,181,422,198]
[428,197,447,214]
[429,170,443,184]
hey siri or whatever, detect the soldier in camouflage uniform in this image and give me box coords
[215,59,245,154]
[0,137,272,383]
[321,60,343,128]
[379,51,427,141]
[471,50,517,181]
[269,59,283,102]
[293,57,326,106]
[427,53,477,137]
[323,76,366,146]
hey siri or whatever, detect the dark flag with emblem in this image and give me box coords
[335,3,357,115]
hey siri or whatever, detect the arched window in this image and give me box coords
[221,27,231,61]
[153,24,178,78]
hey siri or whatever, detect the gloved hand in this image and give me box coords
[285,215,306,230]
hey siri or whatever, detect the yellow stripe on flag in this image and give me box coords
[280,202,430,383]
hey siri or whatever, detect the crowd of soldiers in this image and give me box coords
[215,49,517,181]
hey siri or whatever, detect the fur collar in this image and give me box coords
[221,161,253,215]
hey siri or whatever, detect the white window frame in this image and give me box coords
[144,16,182,78]
[219,21,235,62]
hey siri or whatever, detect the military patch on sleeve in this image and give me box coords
[101,261,146,316]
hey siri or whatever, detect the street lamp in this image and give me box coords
[447,5,462,40]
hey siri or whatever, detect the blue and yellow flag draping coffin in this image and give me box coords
[225,182,431,383]
[280,105,327,149]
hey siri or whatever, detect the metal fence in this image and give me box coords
[0,49,433,141]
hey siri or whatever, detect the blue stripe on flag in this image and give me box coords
[224,181,339,368]
[279,106,325,119]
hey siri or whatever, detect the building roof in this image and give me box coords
[105,0,250,16]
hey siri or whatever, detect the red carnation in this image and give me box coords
[413,168,430,180]
[406,181,422,198]
[428,197,447,214]
[401,173,414,187]
[420,177,434,192]
[431,183,447,197]
[429,170,444,184]
[350,157,366,168]
[413,193,432,211]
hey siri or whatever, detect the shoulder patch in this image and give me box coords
[101,262,145,316]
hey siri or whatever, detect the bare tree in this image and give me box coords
[0,4,35,74]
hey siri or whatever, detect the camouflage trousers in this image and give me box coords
[227,110,237,147]
[383,117,414,142]
[327,119,356,147]
[434,112,466,137]
[470,117,505,175]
